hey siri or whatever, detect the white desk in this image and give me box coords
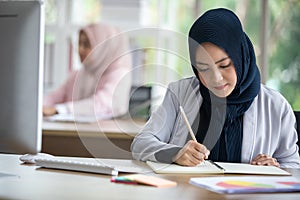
[1,154,300,199]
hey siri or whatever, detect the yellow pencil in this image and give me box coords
[179,106,197,142]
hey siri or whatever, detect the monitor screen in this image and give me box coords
[0,0,44,154]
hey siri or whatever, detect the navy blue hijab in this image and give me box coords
[188,8,261,162]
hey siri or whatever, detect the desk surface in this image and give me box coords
[42,119,145,158]
[42,119,146,137]
[1,154,300,200]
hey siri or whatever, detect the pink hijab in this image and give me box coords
[73,23,131,100]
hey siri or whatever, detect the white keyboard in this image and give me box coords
[35,158,118,176]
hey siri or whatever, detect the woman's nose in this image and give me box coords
[79,45,85,54]
[211,68,223,82]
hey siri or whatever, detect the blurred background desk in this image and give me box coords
[42,119,145,159]
[1,154,300,200]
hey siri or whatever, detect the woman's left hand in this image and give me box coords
[43,106,58,116]
[250,154,280,167]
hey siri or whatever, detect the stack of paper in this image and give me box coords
[44,114,105,123]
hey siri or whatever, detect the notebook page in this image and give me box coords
[216,162,291,175]
[146,161,224,174]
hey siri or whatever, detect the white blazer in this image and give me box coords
[131,77,300,168]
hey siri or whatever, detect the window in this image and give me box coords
[267,0,300,110]
[43,0,299,110]
[44,0,101,93]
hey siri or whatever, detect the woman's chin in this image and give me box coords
[211,89,228,98]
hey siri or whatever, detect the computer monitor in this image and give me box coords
[0,0,44,154]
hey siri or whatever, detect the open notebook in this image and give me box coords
[44,114,107,123]
[146,161,291,175]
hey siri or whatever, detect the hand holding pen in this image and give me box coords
[173,106,210,166]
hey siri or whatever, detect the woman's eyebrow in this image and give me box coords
[196,61,209,66]
[196,57,229,66]
[215,57,229,64]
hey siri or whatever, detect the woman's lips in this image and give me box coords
[214,83,228,90]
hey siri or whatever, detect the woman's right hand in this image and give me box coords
[43,106,58,116]
[173,140,210,166]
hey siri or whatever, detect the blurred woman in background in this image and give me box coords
[43,23,132,119]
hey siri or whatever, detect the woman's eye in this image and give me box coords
[198,68,209,72]
[220,62,231,69]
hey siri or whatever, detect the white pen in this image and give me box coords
[179,106,198,142]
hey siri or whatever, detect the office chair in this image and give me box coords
[128,86,152,119]
[294,111,300,149]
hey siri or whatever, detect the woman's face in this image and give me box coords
[78,31,91,63]
[195,42,237,98]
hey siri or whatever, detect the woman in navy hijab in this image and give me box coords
[188,8,261,164]
[131,8,300,168]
